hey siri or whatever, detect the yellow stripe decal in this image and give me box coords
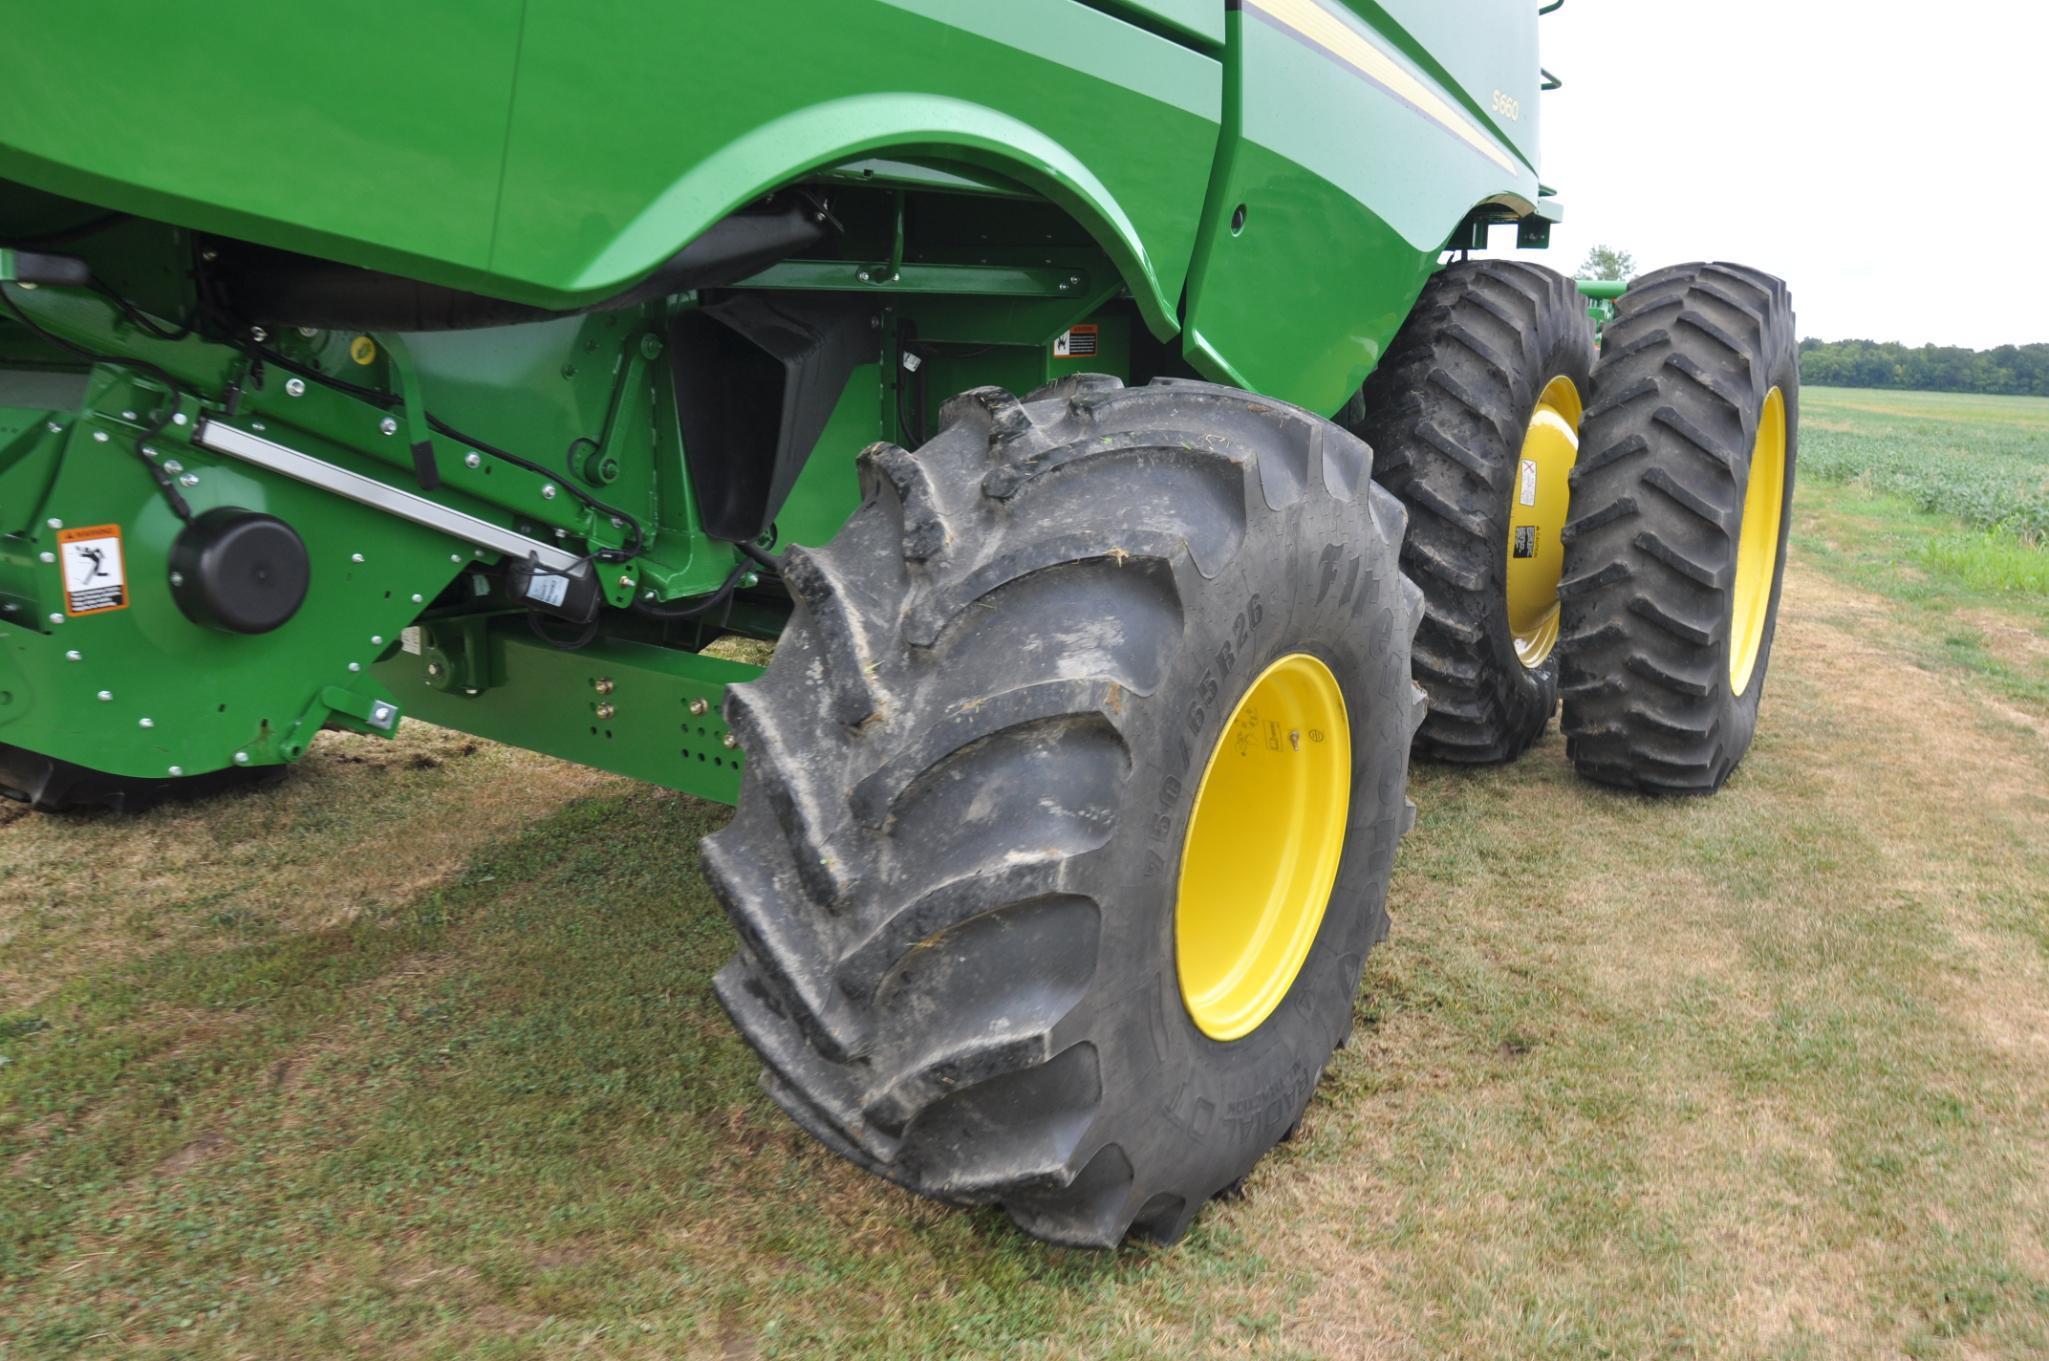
[1243,0,1519,175]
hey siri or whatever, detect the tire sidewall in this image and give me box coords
[1072,486,1412,1204]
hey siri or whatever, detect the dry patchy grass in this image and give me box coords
[2,537,2046,1357]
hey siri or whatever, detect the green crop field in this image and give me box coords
[1801,387,2049,544]
[3,390,2046,1360]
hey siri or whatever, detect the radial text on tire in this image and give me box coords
[1556,262,1798,794]
[1347,260,1595,763]
[702,375,1425,1247]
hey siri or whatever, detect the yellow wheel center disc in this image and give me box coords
[1505,375,1584,668]
[1175,653,1351,1042]
[1729,387,1787,695]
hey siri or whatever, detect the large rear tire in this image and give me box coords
[1348,260,1594,763]
[1557,262,1798,793]
[704,376,1424,1246]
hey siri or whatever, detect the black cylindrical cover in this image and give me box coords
[169,508,310,635]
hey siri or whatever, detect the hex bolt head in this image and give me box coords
[351,552,365,563]
[168,766,183,777]
[593,678,615,695]
[348,662,362,672]
[427,662,444,678]
[234,751,250,764]
[410,593,424,604]
[285,377,307,397]
[64,649,81,662]
[540,483,558,500]
[464,452,482,469]
[370,635,384,646]
[92,430,109,443]
[38,551,54,564]
[721,733,739,750]
[249,326,268,343]
[97,690,113,702]
[47,613,63,625]
[172,412,188,427]
[162,459,183,474]
[46,517,62,529]
[178,474,199,487]
[379,416,399,436]
[595,703,616,720]
[688,697,709,716]
[138,717,154,729]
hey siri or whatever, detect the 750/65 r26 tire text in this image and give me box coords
[703,375,1425,1246]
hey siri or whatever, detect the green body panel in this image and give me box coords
[1180,3,1540,413]
[0,0,1554,800]
[491,0,1220,335]
[1366,0,1542,169]
[1106,0,1229,47]
[0,2,523,279]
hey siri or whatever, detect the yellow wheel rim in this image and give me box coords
[1729,387,1787,695]
[1175,653,1351,1042]
[1505,375,1584,668]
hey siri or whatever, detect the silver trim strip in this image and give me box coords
[193,420,581,572]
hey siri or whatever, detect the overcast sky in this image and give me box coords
[1483,0,2049,349]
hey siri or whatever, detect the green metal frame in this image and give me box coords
[0,0,1558,806]
[1578,277,1627,341]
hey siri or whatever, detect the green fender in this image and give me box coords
[565,95,1190,343]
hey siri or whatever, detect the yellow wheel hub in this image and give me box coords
[1505,375,1584,668]
[1175,653,1351,1042]
[1729,387,1787,695]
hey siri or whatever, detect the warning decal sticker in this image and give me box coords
[1053,324,1099,359]
[1518,458,1539,507]
[58,524,128,616]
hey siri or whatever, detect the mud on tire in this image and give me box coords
[704,376,1425,1246]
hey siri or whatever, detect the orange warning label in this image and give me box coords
[1053,324,1099,359]
[57,524,128,616]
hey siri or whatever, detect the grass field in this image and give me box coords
[3,389,2047,1359]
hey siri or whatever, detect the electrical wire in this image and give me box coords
[0,286,193,521]
[631,557,753,620]
[733,538,782,576]
[203,320,650,562]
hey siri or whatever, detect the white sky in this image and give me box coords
[1483,0,2049,348]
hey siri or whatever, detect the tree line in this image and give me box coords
[1797,338,2049,397]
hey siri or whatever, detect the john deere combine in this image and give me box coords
[0,0,1796,1245]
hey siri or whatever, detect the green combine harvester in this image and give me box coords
[0,0,1797,1245]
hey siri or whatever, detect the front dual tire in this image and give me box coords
[1557,262,1800,793]
[704,376,1422,1246]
